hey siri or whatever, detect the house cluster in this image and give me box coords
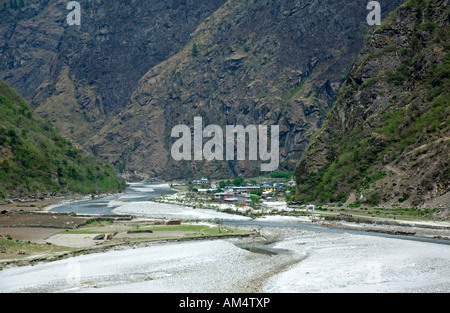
[192,177,210,186]
[191,178,297,207]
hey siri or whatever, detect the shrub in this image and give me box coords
[365,192,380,205]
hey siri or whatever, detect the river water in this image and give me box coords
[51,183,178,215]
[51,183,450,246]
[1,183,449,293]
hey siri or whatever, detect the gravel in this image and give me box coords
[262,231,450,293]
[112,200,251,221]
[0,235,300,293]
[1,227,449,293]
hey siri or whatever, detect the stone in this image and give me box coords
[93,234,105,240]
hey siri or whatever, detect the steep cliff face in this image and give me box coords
[1,0,405,181]
[296,0,449,208]
[89,0,403,180]
[0,0,227,144]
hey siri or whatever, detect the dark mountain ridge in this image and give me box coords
[1,0,405,181]
[0,0,227,144]
[85,0,404,180]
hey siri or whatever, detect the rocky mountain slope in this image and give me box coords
[0,0,227,145]
[88,0,403,180]
[1,0,405,181]
[295,0,449,208]
[0,79,125,199]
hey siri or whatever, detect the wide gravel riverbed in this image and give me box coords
[1,227,449,293]
[1,183,449,293]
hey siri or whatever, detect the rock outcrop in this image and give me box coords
[295,0,449,207]
[86,0,403,180]
[1,0,404,180]
[0,0,227,145]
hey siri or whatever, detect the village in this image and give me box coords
[160,176,449,224]
[160,176,318,217]
[189,177,297,205]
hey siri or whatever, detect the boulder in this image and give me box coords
[93,234,105,240]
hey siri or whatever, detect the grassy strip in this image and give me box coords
[0,238,75,265]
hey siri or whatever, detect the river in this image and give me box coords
[1,183,449,293]
[51,183,450,246]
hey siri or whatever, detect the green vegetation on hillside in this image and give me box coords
[295,0,449,206]
[0,80,125,199]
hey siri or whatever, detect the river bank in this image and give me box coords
[1,224,449,293]
[0,209,257,270]
[151,191,450,242]
[2,183,449,261]
[1,183,449,293]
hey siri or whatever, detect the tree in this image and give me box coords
[250,189,262,196]
[192,43,198,57]
[233,176,244,187]
[250,196,261,209]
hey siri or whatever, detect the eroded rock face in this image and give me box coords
[0,0,227,142]
[86,0,404,180]
[1,0,404,180]
[296,0,449,207]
